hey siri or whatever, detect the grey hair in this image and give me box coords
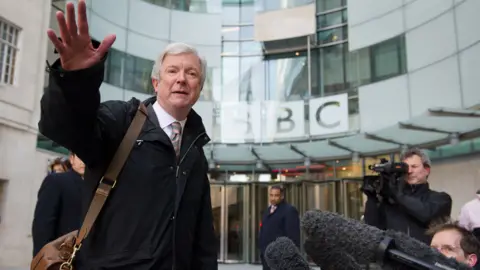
[400,147,432,168]
[151,42,207,89]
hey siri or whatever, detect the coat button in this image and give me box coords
[170,215,175,221]
[182,171,186,175]
[169,166,174,170]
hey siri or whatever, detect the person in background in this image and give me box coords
[429,220,480,269]
[459,189,480,241]
[363,148,452,244]
[32,152,85,256]
[48,157,67,174]
[258,186,300,270]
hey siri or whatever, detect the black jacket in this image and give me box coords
[39,54,217,269]
[258,201,301,252]
[32,169,83,256]
[364,182,452,244]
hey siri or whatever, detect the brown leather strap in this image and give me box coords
[75,103,147,246]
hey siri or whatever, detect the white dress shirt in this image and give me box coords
[152,101,187,147]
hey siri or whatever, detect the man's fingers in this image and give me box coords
[47,29,65,54]
[96,34,116,57]
[77,0,89,37]
[56,11,72,45]
[66,2,78,37]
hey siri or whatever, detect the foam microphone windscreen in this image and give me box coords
[264,237,311,270]
[304,237,362,270]
[301,210,471,270]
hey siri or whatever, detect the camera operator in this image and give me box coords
[363,148,453,244]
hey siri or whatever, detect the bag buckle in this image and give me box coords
[59,243,82,270]
[99,176,116,189]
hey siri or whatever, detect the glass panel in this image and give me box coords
[222,42,240,55]
[322,44,346,95]
[345,48,371,88]
[221,57,240,101]
[335,159,362,178]
[304,182,336,212]
[123,55,155,94]
[222,26,240,41]
[226,186,244,261]
[343,180,364,220]
[317,26,347,44]
[239,25,254,40]
[240,41,262,55]
[104,49,124,88]
[317,10,344,29]
[371,38,401,81]
[316,0,344,12]
[210,185,223,260]
[252,184,270,263]
[240,3,254,23]
[222,5,240,25]
[239,56,266,101]
[266,56,309,101]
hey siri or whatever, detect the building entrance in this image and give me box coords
[210,178,364,264]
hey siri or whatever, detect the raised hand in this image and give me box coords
[47,0,116,71]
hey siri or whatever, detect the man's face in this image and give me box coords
[153,53,202,116]
[269,188,283,206]
[69,154,85,176]
[403,154,429,185]
[431,229,477,267]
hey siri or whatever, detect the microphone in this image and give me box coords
[301,210,472,270]
[304,237,362,270]
[264,237,311,270]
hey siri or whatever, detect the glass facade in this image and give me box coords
[143,0,222,13]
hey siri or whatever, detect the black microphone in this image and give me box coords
[304,237,362,270]
[301,210,472,270]
[264,237,311,270]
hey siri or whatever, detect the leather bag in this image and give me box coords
[30,103,148,270]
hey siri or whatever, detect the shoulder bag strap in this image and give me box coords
[73,103,147,249]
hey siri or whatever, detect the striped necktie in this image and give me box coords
[171,121,182,158]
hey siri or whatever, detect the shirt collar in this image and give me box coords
[153,101,187,130]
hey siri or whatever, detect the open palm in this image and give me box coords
[47,0,116,71]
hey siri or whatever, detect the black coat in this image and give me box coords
[32,170,83,256]
[258,201,301,253]
[39,54,217,269]
[364,183,452,244]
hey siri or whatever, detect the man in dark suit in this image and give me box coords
[258,185,300,270]
[32,152,84,256]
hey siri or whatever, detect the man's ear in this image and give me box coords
[466,253,477,267]
[152,78,158,93]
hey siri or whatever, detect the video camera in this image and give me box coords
[362,158,409,196]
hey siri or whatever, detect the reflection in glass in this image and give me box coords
[124,55,155,94]
[267,56,308,101]
[144,0,221,13]
[252,184,269,263]
[322,44,346,95]
[305,182,335,212]
[104,49,124,88]
[317,10,345,29]
[346,49,371,88]
[210,186,223,260]
[239,57,265,101]
[316,0,345,12]
[226,186,244,261]
[318,26,347,44]
[343,181,364,220]
[222,57,240,101]
[256,0,314,12]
